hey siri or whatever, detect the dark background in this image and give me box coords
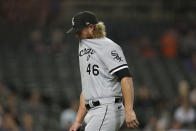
[0,0,196,130]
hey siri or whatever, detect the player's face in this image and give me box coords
[76,25,94,39]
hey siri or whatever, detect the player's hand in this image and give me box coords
[125,110,139,129]
[69,122,81,131]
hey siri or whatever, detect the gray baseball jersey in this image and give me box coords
[79,37,129,101]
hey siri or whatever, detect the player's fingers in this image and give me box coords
[127,123,132,128]
[132,119,139,127]
[130,120,139,128]
[131,121,138,128]
[126,122,131,128]
[135,119,139,125]
[127,121,135,128]
[135,119,139,127]
[133,121,139,128]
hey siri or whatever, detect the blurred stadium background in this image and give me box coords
[0,0,196,131]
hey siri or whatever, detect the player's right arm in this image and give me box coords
[69,93,87,131]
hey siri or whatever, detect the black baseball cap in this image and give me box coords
[66,11,98,34]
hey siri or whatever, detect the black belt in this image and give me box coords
[85,97,123,110]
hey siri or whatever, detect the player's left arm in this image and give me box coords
[101,43,139,128]
[120,76,139,129]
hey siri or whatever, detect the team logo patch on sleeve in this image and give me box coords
[111,50,123,62]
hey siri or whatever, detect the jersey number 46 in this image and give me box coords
[86,64,99,76]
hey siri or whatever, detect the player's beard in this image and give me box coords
[75,29,93,39]
[76,34,93,39]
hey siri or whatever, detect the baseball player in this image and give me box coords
[67,11,139,131]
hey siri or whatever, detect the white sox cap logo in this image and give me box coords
[86,22,90,25]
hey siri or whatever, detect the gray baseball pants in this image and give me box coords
[84,98,125,131]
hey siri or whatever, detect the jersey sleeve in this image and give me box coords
[102,44,129,75]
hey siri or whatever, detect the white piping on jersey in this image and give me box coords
[110,65,129,75]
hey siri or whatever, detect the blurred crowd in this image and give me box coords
[0,0,196,130]
[25,29,70,54]
[134,80,196,131]
[0,0,60,26]
[0,80,196,131]
[0,80,79,131]
[0,82,46,131]
[130,22,196,57]
[0,22,196,130]
[0,0,196,129]
[130,22,196,73]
